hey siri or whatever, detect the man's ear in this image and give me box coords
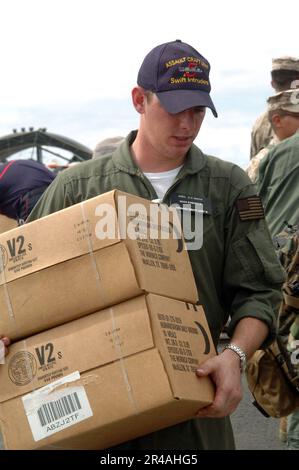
[271,79,279,92]
[132,87,146,114]
[271,112,282,129]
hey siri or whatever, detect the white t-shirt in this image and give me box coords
[144,165,183,201]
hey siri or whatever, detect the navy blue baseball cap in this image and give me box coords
[137,39,217,117]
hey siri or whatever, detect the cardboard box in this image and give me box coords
[0,215,17,234]
[0,294,215,450]
[0,190,198,340]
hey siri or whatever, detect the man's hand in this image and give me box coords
[194,317,269,418]
[195,348,243,418]
[0,336,11,363]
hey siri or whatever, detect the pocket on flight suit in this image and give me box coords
[232,228,286,286]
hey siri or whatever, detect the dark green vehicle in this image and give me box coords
[0,127,92,172]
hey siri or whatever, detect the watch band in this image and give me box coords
[223,342,247,373]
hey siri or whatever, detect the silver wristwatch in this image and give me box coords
[223,343,247,373]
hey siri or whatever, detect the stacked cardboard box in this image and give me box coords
[0,190,216,449]
[0,190,198,340]
[0,215,17,234]
[0,294,215,449]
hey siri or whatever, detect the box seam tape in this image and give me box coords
[80,201,138,414]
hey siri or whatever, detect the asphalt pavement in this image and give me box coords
[231,377,286,450]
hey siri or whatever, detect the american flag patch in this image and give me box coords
[236,195,264,221]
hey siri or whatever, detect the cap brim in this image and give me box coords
[156,89,218,117]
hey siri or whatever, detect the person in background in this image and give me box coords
[255,90,299,237]
[247,89,299,182]
[7,40,285,450]
[92,136,125,159]
[250,56,299,160]
[255,88,299,448]
[0,159,55,224]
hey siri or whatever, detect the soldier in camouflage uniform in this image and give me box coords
[247,89,299,183]
[250,56,299,160]
[257,92,299,445]
[256,92,299,236]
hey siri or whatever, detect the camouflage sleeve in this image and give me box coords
[250,112,273,160]
[290,317,299,341]
[288,317,299,376]
[279,231,299,373]
[246,147,269,182]
[250,127,259,160]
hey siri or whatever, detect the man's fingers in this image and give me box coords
[196,358,216,377]
[0,339,5,364]
[1,336,11,347]
[0,337,11,362]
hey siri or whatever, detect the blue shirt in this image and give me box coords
[0,159,55,219]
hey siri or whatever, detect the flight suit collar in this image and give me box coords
[112,130,207,177]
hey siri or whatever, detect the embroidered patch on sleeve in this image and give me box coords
[236,195,265,221]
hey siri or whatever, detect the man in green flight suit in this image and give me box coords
[26,40,285,450]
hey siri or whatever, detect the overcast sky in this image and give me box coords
[0,0,298,168]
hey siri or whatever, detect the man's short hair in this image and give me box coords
[271,56,299,91]
[271,69,299,91]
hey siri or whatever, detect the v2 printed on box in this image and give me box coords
[0,190,198,340]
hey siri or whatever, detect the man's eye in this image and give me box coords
[194,107,205,113]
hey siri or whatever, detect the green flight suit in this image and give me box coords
[256,131,299,237]
[27,131,285,450]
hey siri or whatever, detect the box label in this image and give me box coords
[137,238,177,271]
[158,309,208,373]
[22,372,93,442]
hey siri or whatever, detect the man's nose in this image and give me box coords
[178,109,196,128]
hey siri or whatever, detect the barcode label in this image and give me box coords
[37,391,82,427]
[22,376,93,442]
